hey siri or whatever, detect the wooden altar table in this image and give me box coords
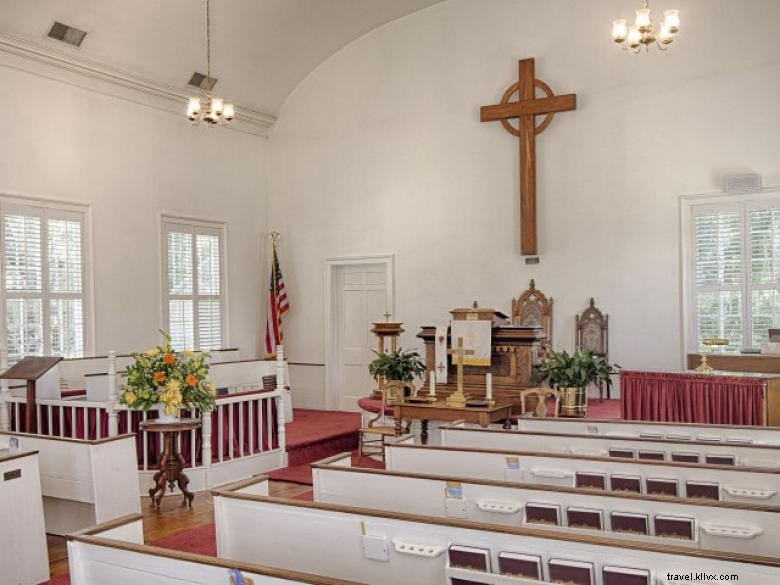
[393,400,514,444]
[620,370,780,427]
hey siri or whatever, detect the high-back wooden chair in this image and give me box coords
[358,381,412,461]
[575,297,610,400]
[511,279,553,349]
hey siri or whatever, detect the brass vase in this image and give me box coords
[559,386,587,417]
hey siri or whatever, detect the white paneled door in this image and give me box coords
[332,263,390,411]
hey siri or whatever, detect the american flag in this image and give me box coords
[264,241,289,356]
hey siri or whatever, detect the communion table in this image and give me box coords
[620,370,780,427]
[393,400,514,444]
[418,324,545,411]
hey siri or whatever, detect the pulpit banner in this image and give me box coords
[451,320,491,366]
[434,325,449,384]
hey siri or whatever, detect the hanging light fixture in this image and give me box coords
[611,0,680,53]
[187,0,234,126]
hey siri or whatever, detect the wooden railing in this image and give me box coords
[0,346,288,477]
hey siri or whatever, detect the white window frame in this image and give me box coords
[0,192,94,359]
[160,214,228,350]
[681,188,780,354]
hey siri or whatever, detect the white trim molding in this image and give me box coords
[0,31,276,137]
[324,254,395,411]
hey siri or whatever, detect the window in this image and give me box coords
[0,198,90,362]
[162,217,226,351]
[685,192,780,352]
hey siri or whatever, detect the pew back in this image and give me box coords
[515,417,780,445]
[212,494,780,585]
[68,514,365,585]
[312,453,780,556]
[1,432,140,535]
[385,442,780,506]
[440,424,780,468]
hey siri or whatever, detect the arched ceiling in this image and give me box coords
[0,0,444,121]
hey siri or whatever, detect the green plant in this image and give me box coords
[368,348,426,383]
[119,331,217,415]
[532,348,619,390]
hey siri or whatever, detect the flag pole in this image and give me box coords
[265,231,283,360]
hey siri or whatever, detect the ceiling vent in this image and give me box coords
[725,173,762,193]
[188,72,218,92]
[47,21,88,48]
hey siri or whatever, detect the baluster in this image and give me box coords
[190,410,196,467]
[228,402,234,459]
[248,397,255,454]
[14,402,20,432]
[218,404,224,463]
[202,410,213,487]
[275,345,287,460]
[267,395,273,451]
[59,405,64,437]
[107,351,118,437]
[0,348,9,432]
[238,401,245,457]
[47,405,53,436]
[258,399,264,452]
[70,405,76,439]
[142,410,149,471]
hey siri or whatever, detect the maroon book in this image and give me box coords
[525,503,560,525]
[646,478,678,497]
[566,507,603,530]
[610,474,641,493]
[603,566,651,585]
[498,552,542,579]
[705,454,736,466]
[549,559,594,585]
[609,448,635,459]
[448,545,491,572]
[685,481,720,500]
[638,450,665,461]
[672,452,699,463]
[575,472,606,490]
[654,515,694,540]
[451,580,491,585]
[610,511,649,534]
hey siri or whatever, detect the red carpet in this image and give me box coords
[284,408,362,466]
[268,449,385,485]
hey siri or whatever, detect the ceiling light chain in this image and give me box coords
[611,0,680,53]
[187,0,234,127]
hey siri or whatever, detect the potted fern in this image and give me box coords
[368,348,426,403]
[532,348,619,416]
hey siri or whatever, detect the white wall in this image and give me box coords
[0,64,268,356]
[268,0,780,407]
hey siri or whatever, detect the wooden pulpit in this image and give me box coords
[0,357,62,433]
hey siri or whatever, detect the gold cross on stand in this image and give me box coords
[446,336,475,408]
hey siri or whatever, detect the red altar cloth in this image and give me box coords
[620,370,765,426]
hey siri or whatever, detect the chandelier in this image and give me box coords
[611,0,680,52]
[187,0,234,126]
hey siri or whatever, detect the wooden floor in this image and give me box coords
[47,480,312,579]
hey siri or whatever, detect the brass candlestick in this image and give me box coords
[694,338,729,374]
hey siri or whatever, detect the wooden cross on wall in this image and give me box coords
[480,58,577,256]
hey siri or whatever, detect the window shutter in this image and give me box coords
[693,210,743,351]
[5,298,43,362]
[4,214,42,292]
[748,207,780,346]
[47,218,83,293]
[169,299,194,350]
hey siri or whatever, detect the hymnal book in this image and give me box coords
[575,472,606,490]
[610,474,641,493]
[671,452,699,463]
[446,481,464,499]
[566,507,603,530]
[655,515,694,540]
[525,503,560,525]
[548,559,594,585]
[448,545,491,572]
[602,566,651,585]
[450,579,492,585]
[685,481,719,500]
[498,552,542,579]
[705,454,736,466]
[610,511,649,535]
[638,450,665,461]
[646,478,678,497]
[609,448,635,459]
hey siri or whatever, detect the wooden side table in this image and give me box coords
[393,400,514,444]
[140,418,201,508]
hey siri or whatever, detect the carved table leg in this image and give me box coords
[176,448,195,506]
[421,419,429,445]
[149,433,174,508]
[394,414,403,436]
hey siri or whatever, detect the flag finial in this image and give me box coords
[270,231,281,242]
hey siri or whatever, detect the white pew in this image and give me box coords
[0,448,49,585]
[516,417,780,445]
[211,493,780,585]
[440,423,780,468]
[311,452,780,556]
[385,440,780,506]
[68,513,365,585]
[1,431,141,535]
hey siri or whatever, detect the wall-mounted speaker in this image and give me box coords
[724,173,762,193]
